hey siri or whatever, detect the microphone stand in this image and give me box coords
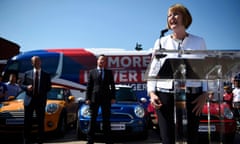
[174,64,187,143]
[155,28,168,59]
[148,28,168,78]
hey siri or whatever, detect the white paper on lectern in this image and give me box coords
[156,80,173,89]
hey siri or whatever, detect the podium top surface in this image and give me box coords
[145,50,240,80]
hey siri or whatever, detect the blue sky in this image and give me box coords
[0,0,239,52]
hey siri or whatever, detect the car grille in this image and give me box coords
[0,111,39,133]
[98,113,133,123]
[0,111,37,125]
[200,114,220,120]
[112,113,133,121]
[0,111,38,118]
[0,111,25,118]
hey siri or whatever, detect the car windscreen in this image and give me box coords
[15,88,67,100]
[16,91,26,100]
[47,88,66,100]
[115,87,137,102]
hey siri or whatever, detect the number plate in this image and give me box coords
[6,118,24,125]
[100,123,126,131]
[198,124,216,132]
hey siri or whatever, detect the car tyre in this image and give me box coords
[139,127,149,140]
[76,121,86,140]
[56,112,67,137]
[222,133,235,144]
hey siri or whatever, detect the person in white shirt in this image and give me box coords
[233,75,240,103]
[147,3,208,144]
[232,73,240,127]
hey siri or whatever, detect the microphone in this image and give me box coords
[160,28,169,38]
[159,28,168,50]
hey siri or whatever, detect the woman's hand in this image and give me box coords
[192,92,208,116]
[149,92,162,109]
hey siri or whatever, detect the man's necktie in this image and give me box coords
[99,69,103,81]
[34,71,39,95]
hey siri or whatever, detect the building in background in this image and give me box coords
[0,37,20,73]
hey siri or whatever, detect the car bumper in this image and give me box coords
[0,117,39,133]
[199,119,236,134]
[0,111,59,133]
[78,118,148,135]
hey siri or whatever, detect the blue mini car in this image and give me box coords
[76,85,148,139]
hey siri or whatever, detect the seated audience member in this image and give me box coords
[5,73,22,99]
[223,85,233,109]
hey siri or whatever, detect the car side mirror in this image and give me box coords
[7,96,15,101]
[68,95,75,102]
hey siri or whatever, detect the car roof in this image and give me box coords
[51,84,69,89]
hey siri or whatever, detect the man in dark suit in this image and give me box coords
[21,56,51,144]
[85,54,116,144]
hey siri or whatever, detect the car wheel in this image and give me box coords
[139,127,149,140]
[147,114,153,129]
[56,112,67,137]
[222,133,235,144]
[76,120,86,140]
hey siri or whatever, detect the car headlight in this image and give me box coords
[134,105,145,118]
[46,103,59,114]
[224,107,234,119]
[81,105,91,118]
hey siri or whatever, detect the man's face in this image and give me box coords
[9,74,16,83]
[97,56,106,68]
[32,56,41,69]
[234,80,240,87]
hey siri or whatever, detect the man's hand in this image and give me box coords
[85,100,91,105]
[27,85,33,91]
[0,94,4,98]
[111,99,116,104]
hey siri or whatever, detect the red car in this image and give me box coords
[147,99,236,139]
[199,100,236,142]
[147,102,158,130]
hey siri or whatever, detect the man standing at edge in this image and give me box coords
[21,56,51,144]
[85,54,116,144]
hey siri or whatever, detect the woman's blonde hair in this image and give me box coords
[167,4,192,29]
